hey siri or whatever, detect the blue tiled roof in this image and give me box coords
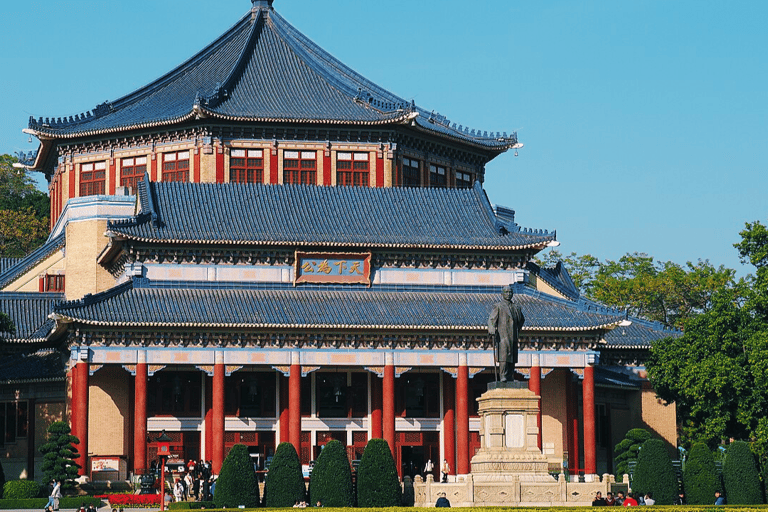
[603,316,679,349]
[0,234,66,290]
[108,180,555,249]
[0,292,63,343]
[526,261,580,300]
[0,349,65,383]
[28,5,518,150]
[0,258,21,275]
[54,278,621,332]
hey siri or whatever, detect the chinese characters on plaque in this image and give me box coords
[295,251,371,285]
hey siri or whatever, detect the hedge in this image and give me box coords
[309,440,353,507]
[214,444,260,508]
[167,500,215,509]
[723,440,763,504]
[2,480,40,499]
[0,497,102,509]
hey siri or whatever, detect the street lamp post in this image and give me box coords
[155,431,172,512]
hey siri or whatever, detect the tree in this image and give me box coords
[722,441,763,504]
[0,313,13,335]
[263,442,305,507]
[213,444,260,508]
[535,249,600,295]
[309,440,353,507]
[614,428,651,478]
[39,421,80,492]
[0,154,49,257]
[631,439,677,505]
[356,439,400,507]
[683,442,720,505]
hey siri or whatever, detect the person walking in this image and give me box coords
[45,480,61,511]
[441,459,450,483]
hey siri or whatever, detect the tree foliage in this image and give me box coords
[309,440,353,507]
[632,438,677,505]
[356,439,400,507]
[214,444,260,508]
[0,154,49,258]
[0,313,14,335]
[535,249,600,295]
[263,442,305,507]
[614,428,651,477]
[39,421,80,492]
[683,442,720,505]
[722,441,763,505]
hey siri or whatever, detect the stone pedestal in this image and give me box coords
[470,382,554,483]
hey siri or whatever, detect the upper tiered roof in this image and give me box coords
[26,1,519,150]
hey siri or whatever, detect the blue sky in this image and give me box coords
[1,0,765,274]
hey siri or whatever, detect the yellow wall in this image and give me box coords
[541,368,570,465]
[65,219,115,300]
[1,251,65,292]
[89,366,131,458]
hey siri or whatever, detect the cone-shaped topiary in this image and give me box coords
[213,444,260,508]
[357,439,400,507]
[39,421,80,493]
[723,441,763,504]
[309,440,353,507]
[632,438,677,505]
[614,428,651,478]
[264,442,306,507]
[683,442,720,505]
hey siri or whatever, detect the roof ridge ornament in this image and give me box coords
[251,0,273,9]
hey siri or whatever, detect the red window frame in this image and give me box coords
[284,151,317,185]
[230,149,264,184]
[121,156,148,190]
[401,157,421,187]
[162,151,190,182]
[429,163,447,188]
[42,274,65,292]
[79,162,106,196]
[336,152,369,186]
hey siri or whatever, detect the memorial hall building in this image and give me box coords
[1,0,677,482]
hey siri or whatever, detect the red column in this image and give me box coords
[442,373,455,479]
[69,164,76,198]
[456,359,469,475]
[194,149,201,183]
[72,357,89,476]
[382,353,395,457]
[323,152,332,186]
[583,364,597,475]
[151,155,158,181]
[133,355,148,474]
[270,149,279,184]
[376,155,384,187]
[571,377,580,474]
[279,374,290,443]
[529,354,542,450]
[109,159,116,194]
[212,353,225,473]
[289,353,301,455]
[370,376,383,439]
[216,150,225,183]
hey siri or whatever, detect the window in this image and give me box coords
[230,149,264,184]
[0,401,28,445]
[147,372,201,417]
[456,171,474,189]
[224,373,276,418]
[396,373,440,418]
[283,151,316,185]
[79,162,106,196]
[336,152,369,186]
[316,372,368,418]
[42,274,65,292]
[401,157,421,187]
[429,164,447,188]
[120,157,147,191]
[162,151,190,182]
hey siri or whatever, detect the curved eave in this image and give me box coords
[199,106,412,126]
[602,343,651,350]
[0,377,65,385]
[26,112,199,141]
[54,317,618,332]
[410,121,520,152]
[103,233,555,252]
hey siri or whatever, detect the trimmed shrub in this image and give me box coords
[357,438,400,507]
[39,420,81,493]
[214,443,260,508]
[0,497,100,509]
[167,501,215,510]
[2,480,40,500]
[309,440,353,507]
[614,428,650,478]
[723,440,763,504]
[631,438,677,505]
[263,442,306,507]
[683,441,720,505]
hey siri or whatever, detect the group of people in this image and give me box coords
[423,459,452,483]
[44,479,61,511]
[292,500,322,507]
[169,459,216,502]
[593,490,725,506]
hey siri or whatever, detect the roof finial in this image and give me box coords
[251,0,273,9]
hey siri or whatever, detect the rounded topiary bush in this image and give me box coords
[356,438,400,507]
[3,479,41,499]
[309,440,353,507]
[723,440,763,504]
[214,443,260,508]
[683,441,720,505]
[263,442,305,507]
[614,428,651,478]
[631,438,677,505]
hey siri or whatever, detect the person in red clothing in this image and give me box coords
[623,493,639,506]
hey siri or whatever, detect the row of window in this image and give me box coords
[0,401,28,446]
[77,151,474,196]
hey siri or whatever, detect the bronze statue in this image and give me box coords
[488,285,525,382]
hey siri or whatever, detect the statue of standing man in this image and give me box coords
[488,285,525,382]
